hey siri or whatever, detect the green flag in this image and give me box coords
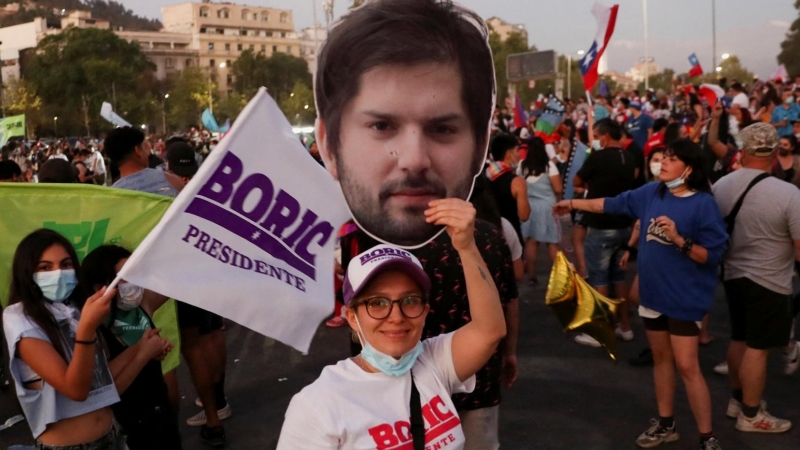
[0,183,181,373]
[0,114,25,146]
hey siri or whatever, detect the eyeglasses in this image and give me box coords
[354,295,427,320]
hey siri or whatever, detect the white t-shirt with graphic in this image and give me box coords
[277,332,475,450]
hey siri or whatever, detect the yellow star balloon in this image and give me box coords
[545,251,622,361]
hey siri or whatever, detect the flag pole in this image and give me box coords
[586,90,593,106]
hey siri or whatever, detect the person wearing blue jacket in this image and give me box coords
[555,138,728,450]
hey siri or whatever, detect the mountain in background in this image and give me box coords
[0,0,161,30]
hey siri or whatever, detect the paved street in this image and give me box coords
[1,224,799,449]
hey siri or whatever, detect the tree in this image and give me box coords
[489,28,537,107]
[280,81,316,126]
[165,67,214,130]
[637,68,676,94]
[778,0,800,78]
[692,55,754,86]
[26,27,157,135]
[1,76,44,138]
[230,49,313,120]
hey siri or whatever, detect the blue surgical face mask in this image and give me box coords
[355,315,423,377]
[665,168,689,189]
[33,269,77,303]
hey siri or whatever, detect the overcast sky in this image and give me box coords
[120,0,797,78]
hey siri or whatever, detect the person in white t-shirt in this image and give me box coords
[277,199,506,449]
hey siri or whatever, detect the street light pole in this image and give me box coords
[567,55,571,100]
[643,0,649,91]
[162,94,169,135]
[54,117,57,137]
[712,0,717,76]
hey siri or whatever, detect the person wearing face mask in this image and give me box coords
[278,199,506,449]
[647,147,666,182]
[80,245,181,450]
[486,133,531,244]
[777,135,800,184]
[772,91,800,137]
[555,138,728,450]
[573,118,638,347]
[2,229,121,449]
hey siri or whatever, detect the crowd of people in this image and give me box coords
[1,0,799,449]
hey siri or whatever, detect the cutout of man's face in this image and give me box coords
[319,62,482,247]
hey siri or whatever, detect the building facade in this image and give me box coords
[0,17,57,82]
[626,59,660,84]
[60,10,110,30]
[116,30,199,81]
[162,1,301,95]
[298,24,326,75]
[486,17,528,44]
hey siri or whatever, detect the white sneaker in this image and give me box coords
[735,409,792,433]
[615,326,634,342]
[186,403,233,427]
[574,333,602,348]
[782,341,799,376]
[713,361,728,376]
[726,398,767,419]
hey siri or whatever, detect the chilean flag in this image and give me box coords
[580,3,619,92]
[688,53,704,78]
[514,92,528,129]
[697,84,726,106]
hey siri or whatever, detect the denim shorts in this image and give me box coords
[584,227,630,288]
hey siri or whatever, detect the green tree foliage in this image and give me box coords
[1,77,44,138]
[778,0,800,78]
[165,68,214,130]
[489,27,538,107]
[637,68,676,94]
[25,27,157,135]
[230,49,313,121]
[280,81,316,126]
[0,0,161,30]
[689,55,754,86]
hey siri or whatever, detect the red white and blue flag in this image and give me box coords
[513,92,528,129]
[580,3,619,92]
[688,53,704,78]
[697,84,726,106]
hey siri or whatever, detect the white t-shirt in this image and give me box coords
[732,92,749,110]
[86,151,106,175]
[545,144,557,160]
[277,332,475,450]
[500,218,523,261]
[48,154,68,161]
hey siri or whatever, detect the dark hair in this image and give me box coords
[80,245,132,321]
[781,134,799,154]
[316,0,494,166]
[0,160,21,180]
[489,133,518,162]
[520,137,549,177]
[653,118,669,133]
[731,81,745,93]
[663,123,683,147]
[658,138,710,197]
[468,175,501,228]
[593,118,622,140]
[8,229,83,360]
[104,126,145,164]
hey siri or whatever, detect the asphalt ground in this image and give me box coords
[1,222,799,449]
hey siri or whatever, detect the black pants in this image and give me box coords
[120,403,182,450]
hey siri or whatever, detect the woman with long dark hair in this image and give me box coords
[518,137,562,284]
[80,245,180,450]
[2,229,121,448]
[555,139,728,450]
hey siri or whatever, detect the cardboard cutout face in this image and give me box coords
[315,0,496,248]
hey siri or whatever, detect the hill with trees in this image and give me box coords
[0,0,161,30]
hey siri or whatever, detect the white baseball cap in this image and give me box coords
[342,245,430,306]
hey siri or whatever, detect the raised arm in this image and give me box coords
[424,199,506,382]
[18,287,115,402]
[512,176,531,222]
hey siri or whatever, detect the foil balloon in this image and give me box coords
[545,251,622,361]
[545,251,578,329]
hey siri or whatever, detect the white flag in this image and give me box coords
[100,102,132,128]
[118,88,351,353]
